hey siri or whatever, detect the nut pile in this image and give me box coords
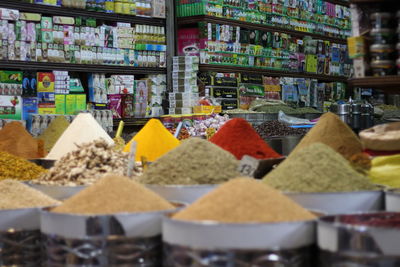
[37,139,139,186]
[254,121,308,138]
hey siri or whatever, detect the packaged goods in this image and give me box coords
[0,121,43,159]
[291,112,363,160]
[0,151,46,181]
[138,138,240,185]
[46,113,113,160]
[255,121,308,138]
[173,177,316,223]
[0,179,59,210]
[38,116,70,152]
[37,139,134,186]
[369,154,400,188]
[210,118,281,160]
[52,175,174,215]
[359,122,400,151]
[124,119,180,162]
[263,143,377,193]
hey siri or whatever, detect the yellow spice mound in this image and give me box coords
[52,174,174,215]
[173,177,316,223]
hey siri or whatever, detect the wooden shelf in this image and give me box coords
[0,60,166,75]
[199,64,349,82]
[1,0,165,26]
[114,118,155,127]
[326,0,350,7]
[349,76,400,89]
[177,16,348,44]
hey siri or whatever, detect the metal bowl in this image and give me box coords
[385,189,400,212]
[146,184,217,204]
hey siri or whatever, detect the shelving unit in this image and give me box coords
[327,0,350,7]
[177,16,348,45]
[199,64,348,83]
[114,117,154,127]
[349,76,400,89]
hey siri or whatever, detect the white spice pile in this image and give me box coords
[0,180,60,210]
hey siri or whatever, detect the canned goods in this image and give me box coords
[105,0,115,13]
[370,12,393,29]
[370,28,395,45]
[114,1,123,13]
[370,44,395,60]
[371,60,396,76]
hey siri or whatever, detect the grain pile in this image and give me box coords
[263,143,377,193]
[37,139,137,186]
[0,151,46,181]
[38,116,70,152]
[52,175,174,215]
[254,121,308,138]
[291,112,362,159]
[173,177,316,223]
[0,180,59,210]
[138,138,240,185]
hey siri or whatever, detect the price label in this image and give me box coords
[238,155,260,177]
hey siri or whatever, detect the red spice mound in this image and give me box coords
[209,118,281,160]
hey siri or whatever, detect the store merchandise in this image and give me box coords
[176,0,351,39]
[38,139,132,186]
[0,10,166,67]
[52,175,174,215]
[255,121,308,138]
[210,118,281,160]
[0,121,43,159]
[38,116,70,152]
[359,122,400,152]
[147,74,166,117]
[291,112,363,159]
[173,177,315,223]
[138,138,240,185]
[369,154,400,188]
[46,113,113,160]
[0,151,46,181]
[0,179,59,210]
[263,143,377,193]
[123,118,180,162]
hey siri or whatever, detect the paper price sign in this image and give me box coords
[238,155,260,177]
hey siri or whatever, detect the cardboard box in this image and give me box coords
[0,96,22,120]
[38,107,56,114]
[108,94,122,118]
[65,94,76,115]
[55,94,66,114]
[75,94,86,112]
[37,72,55,92]
[192,105,222,114]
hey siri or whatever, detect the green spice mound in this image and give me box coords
[263,143,377,193]
[52,174,174,215]
[0,179,60,210]
[38,116,70,152]
[138,138,240,185]
[173,177,316,223]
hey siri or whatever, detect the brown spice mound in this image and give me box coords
[0,180,60,210]
[0,122,43,159]
[52,174,175,215]
[291,112,362,159]
[173,177,316,223]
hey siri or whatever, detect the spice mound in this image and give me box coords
[124,118,180,162]
[291,112,362,160]
[37,139,135,186]
[173,177,316,223]
[52,174,174,215]
[254,120,308,138]
[0,121,43,159]
[209,118,281,160]
[263,143,377,193]
[38,116,70,153]
[0,179,60,210]
[138,138,240,185]
[369,154,400,188]
[0,151,46,181]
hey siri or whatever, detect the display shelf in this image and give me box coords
[114,117,155,127]
[0,60,166,74]
[350,0,396,3]
[349,76,400,89]
[0,0,165,26]
[177,16,348,44]
[199,64,349,82]
[326,0,350,7]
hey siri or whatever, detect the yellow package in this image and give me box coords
[369,154,400,188]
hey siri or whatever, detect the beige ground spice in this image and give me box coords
[173,177,315,223]
[138,138,240,185]
[263,143,378,193]
[0,180,60,210]
[52,175,174,215]
[291,112,363,160]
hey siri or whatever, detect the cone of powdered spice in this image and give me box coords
[38,116,70,153]
[137,138,240,185]
[263,143,378,193]
[173,177,315,223]
[291,112,362,160]
[209,118,282,160]
[52,175,174,215]
[0,179,59,210]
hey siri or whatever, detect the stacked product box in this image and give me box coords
[106,75,135,119]
[148,74,167,117]
[170,56,199,115]
[203,73,239,111]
